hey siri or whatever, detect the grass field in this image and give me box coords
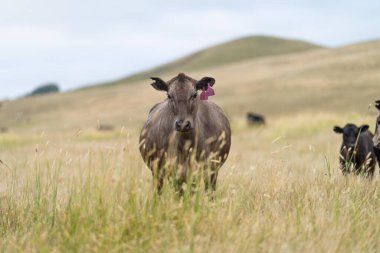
[1,36,380,252]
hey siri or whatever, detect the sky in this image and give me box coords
[1,0,380,99]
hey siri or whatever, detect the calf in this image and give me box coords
[333,123,376,178]
[139,73,231,194]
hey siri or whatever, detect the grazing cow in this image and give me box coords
[373,100,380,168]
[246,112,265,126]
[333,123,376,178]
[139,73,231,194]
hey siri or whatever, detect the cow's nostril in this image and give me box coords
[184,121,191,130]
[175,120,182,131]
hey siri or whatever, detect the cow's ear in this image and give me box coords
[333,126,343,134]
[375,100,380,110]
[359,125,369,132]
[196,77,215,90]
[150,77,168,91]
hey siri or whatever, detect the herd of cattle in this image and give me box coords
[138,73,380,194]
[2,74,379,194]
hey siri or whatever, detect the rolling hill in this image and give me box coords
[0,36,379,134]
[105,35,324,85]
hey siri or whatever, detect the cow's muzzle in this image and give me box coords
[175,120,193,132]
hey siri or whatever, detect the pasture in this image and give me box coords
[0,37,380,252]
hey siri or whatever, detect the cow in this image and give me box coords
[96,123,115,131]
[139,73,231,195]
[246,112,266,126]
[373,100,380,168]
[333,123,376,178]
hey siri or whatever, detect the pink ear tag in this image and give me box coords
[200,84,215,101]
[200,90,208,100]
[205,84,215,96]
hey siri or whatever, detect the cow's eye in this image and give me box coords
[167,94,172,100]
[190,93,197,99]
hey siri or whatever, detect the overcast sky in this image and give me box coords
[1,0,379,99]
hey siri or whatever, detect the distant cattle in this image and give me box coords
[0,127,8,133]
[333,123,376,178]
[246,112,266,126]
[96,124,115,131]
[139,73,231,195]
[373,100,380,168]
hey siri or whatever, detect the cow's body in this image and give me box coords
[139,73,231,194]
[373,100,380,168]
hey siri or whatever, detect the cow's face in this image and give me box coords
[375,100,380,133]
[376,115,380,132]
[375,100,380,110]
[334,123,369,149]
[150,73,215,133]
[373,115,380,147]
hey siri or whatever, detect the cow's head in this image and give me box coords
[150,73,215,132]
[333,123,369,149]
[375,100,380,110]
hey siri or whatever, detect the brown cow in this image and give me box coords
[139,73,231,194]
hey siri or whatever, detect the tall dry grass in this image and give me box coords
[1,112,379,252]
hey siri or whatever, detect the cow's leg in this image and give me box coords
[156,176,164,194]
[173,180,184,196]
[189,167,203,195]
[152,175,164,194]
[173,163,187,196]
[204,168,218,200]
[363,155,376,180]
[340,158,349,176]
[152,167,165,195]
[210,170,218,192]
[374,147,380,170]
[203,168,211,192]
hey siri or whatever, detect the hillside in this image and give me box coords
[109,35,323,84]
[0,37,379,134]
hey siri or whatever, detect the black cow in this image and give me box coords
[246,112,265,126]
[375,100,380,110]
[333,123,376,178]
[373,100,380,169]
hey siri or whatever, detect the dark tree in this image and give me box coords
[28,83,60,96]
